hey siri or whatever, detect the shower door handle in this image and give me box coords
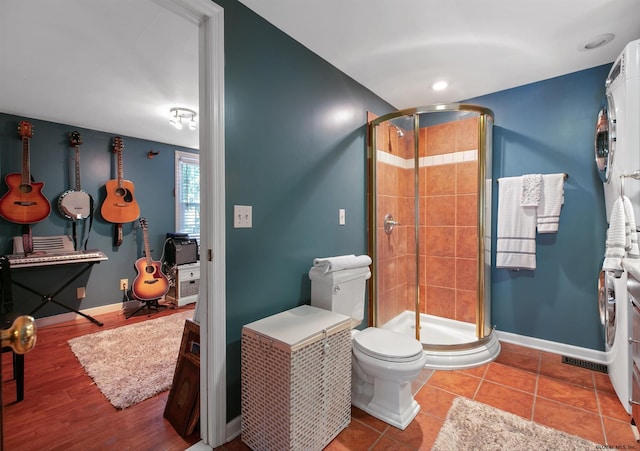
[384,214,400,235]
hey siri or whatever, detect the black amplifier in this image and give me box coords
[164,237,198,266]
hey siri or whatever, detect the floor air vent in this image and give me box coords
[561,356,608,373]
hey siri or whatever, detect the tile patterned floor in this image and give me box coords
[217,341,638,450]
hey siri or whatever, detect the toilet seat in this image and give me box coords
[353,327,424,363]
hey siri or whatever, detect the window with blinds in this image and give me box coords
[175,150,200,240]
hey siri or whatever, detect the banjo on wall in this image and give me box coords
[58,131,93,221]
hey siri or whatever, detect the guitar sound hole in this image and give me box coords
[19,184,32,194]
[114,188,133,203]
[145,266,155,274]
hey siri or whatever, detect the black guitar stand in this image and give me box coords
[125,297,167,319]
[13,262,104,327]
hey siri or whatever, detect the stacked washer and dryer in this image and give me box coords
[597,38,640,416]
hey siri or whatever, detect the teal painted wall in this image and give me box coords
[217,0,393,419]
[469,64,610,351]
[0,113,197,316]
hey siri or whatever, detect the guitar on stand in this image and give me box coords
[100,136,139,246]
[0,121,51,225]
[127,218,169,319]
[58,131,94,250]
[132,218,170,301]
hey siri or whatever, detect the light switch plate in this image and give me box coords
[234,205,252,228]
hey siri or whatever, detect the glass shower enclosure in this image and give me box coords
[368,104,499,369]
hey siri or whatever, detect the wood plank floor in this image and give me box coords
[2,304,200,451]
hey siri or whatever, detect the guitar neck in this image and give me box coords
[143,227,152,265]
[21,136,31,186]
[117,148,124,189]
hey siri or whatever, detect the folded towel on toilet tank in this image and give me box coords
[313,254,372,274]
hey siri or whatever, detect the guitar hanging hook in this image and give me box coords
[147,150,159,159]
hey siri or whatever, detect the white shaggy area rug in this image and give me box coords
[433,397,598,450]
[68,310,193,409]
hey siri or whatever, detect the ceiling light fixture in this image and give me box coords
[584,33,615,50]
[432,80,449,91]
[169,107,197,130]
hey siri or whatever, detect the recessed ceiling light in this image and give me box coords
[584,33,615,50]
[432,80,449,91]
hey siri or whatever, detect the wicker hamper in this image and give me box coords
[241,305,352,451]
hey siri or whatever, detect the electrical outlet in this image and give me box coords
[120,279,128,291]
[77,287,86,299]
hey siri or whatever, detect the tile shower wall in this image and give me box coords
[376,122,416,326]
[376,117,479,328]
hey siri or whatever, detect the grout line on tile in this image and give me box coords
[367,431,386,451]
[531,372,539,421]
[594,386,609,445]
[472,379,484,400]
[351,416,390,436]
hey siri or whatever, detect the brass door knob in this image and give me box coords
[1,315,37,354]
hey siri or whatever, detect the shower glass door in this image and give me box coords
[369,105,495,353]
[372,115,419,337]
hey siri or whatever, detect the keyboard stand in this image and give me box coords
[11,261,104,327]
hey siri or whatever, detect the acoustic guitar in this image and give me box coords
[58,131,93,220]
[0,121,51,224]
[132,218,170,301]
[101,136,140,224]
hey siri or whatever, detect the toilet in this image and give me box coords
[309,263,427,430]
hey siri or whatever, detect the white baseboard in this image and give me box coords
[185,441,212,451]
[31,296,182,328]
[33,302,125,328]
[225,415,242,442]
[495,330,607,365]
[185,416,240,450]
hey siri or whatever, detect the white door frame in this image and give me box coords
[152,0,226,447]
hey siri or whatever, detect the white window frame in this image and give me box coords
[175,150,200,241]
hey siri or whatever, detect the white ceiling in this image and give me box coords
[1,1,639,150]
[239,0,640,108]
[0,0,199,149]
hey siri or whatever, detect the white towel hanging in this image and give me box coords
[537,173,565,233]
[496,176,537,270]
[603,196,629,273]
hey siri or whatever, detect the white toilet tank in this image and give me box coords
[308,266,371,325]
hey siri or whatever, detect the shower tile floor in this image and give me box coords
[218,341,637,450]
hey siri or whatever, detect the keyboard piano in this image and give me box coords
[7,250,108,268]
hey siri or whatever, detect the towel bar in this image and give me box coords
[496,173,568,183]
[621,170,640,180]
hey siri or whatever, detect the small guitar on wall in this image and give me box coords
[58,131,93,220]
[101,136,140,245]
[132,217,170,301]
[0,121,51,224]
